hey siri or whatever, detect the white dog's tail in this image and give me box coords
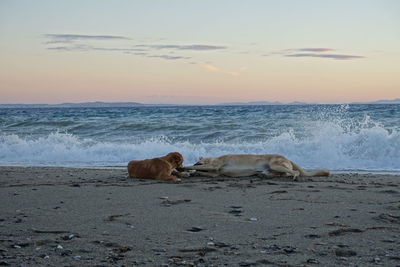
[290,161,330,177]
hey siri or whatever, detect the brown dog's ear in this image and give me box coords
[169,152,181,158]
[176,154,183,163]
[167,152,183,165]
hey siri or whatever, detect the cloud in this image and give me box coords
[265,47,364,60]
[135,44,227,51]
[297,48,333,52]
[133,52,148,56]
[44,34,130,44]
[47,44,189,60]
[47,45,87,51]
[201,63,220,72]
[266,48,333,56]
[199,63,240,76]
[43,34,225,62]
[285,53,364,60]
[47,44,146,53]
[147,55,191,60]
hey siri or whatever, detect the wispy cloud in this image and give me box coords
[147,55,191,60]
[285,53,364,60]
[133,52,149,56]
[47,45,87,51]
[43,34,225,62]
[44,34,130,44]
[47,44,190,60]
[265,47,364,60]
[201,63,220,72]
[297,48,333,52]
[134,44,227,51]
[266,48,333,56]
[199,63,241,76]
[47,44,146,53]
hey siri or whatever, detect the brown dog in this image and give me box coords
[127,152,187,181]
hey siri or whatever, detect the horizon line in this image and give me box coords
[0,98,399,106]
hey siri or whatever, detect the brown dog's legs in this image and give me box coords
[158,175,180,182]
[157,168,180,181]
[172,170,190,178]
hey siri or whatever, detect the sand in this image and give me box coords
[0,167,399,266]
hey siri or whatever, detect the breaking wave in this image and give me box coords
[1,117,399,172]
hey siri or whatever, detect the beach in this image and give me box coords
[1,167,399,266]
[2,0,400,266]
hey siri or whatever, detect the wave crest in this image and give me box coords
[1,119,399,171]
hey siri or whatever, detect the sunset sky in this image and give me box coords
[0,0,399,104]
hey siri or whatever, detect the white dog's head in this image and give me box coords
[194,156,215,166]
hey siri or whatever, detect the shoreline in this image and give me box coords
[1,165,400,175]
[1,166,399,266]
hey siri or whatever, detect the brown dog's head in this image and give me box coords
[165,152,184,169]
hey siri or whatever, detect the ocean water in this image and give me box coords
[0,104,399,172]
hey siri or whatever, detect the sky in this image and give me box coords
[0,0,399,104]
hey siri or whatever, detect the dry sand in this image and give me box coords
[0,167,399,266]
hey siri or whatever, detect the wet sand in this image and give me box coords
[0,167,399,266]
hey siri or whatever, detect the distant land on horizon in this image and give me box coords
[355,98,400,104]
[219,98,400,105]
[0,99,399,108]
[218,101,312,106]
[0,101,146,108]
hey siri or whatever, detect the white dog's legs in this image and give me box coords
[268,163,300,180]
[261,171,290,178]
[183,165,220,172]
[192,171,219,177]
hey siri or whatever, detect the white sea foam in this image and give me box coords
[0,118,399,172]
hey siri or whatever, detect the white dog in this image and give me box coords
[184,154,330,180]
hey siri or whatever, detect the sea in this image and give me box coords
[0,104,399,173]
